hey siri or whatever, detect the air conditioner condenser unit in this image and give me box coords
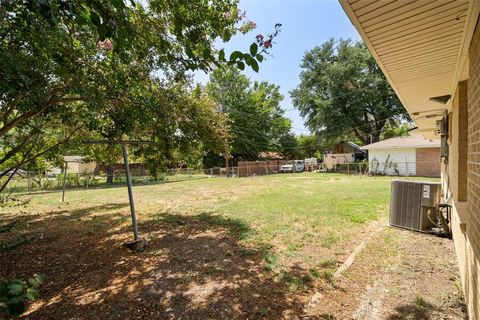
[389,180,441,232]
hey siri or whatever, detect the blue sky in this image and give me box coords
[194,0,361,135]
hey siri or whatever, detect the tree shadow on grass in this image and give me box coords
[387,297,442,320]
[0,209,320,319]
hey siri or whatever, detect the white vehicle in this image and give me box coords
[279,160,305,173]
[279,163,294,173]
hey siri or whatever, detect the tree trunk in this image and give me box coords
[106,164,114,184]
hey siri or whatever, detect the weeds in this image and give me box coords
[413,296,432,311]
[0,222,18,234]
[317,258,337,269]
[321,234,338,249]
[321,269,336,286]
[0,235,36,252]
[172,255,187,263]
[280,271,311,291]
[309,268,320,278]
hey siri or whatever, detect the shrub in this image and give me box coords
[0,275,43,317]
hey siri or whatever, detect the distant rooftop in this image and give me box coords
[362,135,440,150]
[259,151,283,160]
[63,155,86,162]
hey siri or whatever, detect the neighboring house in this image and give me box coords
[340,1,480,317]
[362,135,440,177]
[329,141,366,161]
[49,156,98,175]
[323,141,366,168]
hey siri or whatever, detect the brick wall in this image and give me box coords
[466,17,480,319]
[449,81,469,202]
[415,148,441,177]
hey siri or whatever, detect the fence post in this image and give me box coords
[27,172,31,194]
[347,163,350,175]
[62,162,67,202]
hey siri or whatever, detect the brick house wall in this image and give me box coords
[415,148,441,177]
[465,18,480,319]
[449,81,469,202]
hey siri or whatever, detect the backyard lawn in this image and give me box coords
[0,173,463,319]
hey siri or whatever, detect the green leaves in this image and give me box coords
[0,275,43,317]
[250,43,258,56]
[0,1,278,181]
[227,46,262,72]
[90,11,101,27]
[290,39,405,145]
[236,61,245,71]
[250,59,259,73]
[218,49,226,61]
[229,51,242,61]
[205,66,291,162]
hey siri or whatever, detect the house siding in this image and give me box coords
[415,148,441,177]
[368,148,416,176]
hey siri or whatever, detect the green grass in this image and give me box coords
[3,173,438,283]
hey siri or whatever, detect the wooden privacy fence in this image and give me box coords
[237,160,287,177]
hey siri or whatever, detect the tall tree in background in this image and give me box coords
[205,67,292,162]
[278,132,298,160]
[290,39,408,146]
[296,134,322,159]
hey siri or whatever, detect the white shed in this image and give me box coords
[362,135,441,177]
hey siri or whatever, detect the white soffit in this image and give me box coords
[339,0,479,134]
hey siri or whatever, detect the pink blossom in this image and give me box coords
[98,39,113,51]
[223,11,231,18]
[263,40,272,49]
[236,8,246,20]
[251,22,257,29]
[255,34,264,42]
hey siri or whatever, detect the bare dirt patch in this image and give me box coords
[306,226,466,320]
[0,207,313,319]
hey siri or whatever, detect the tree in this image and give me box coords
[278,132,298,160]
[0,0,281,188]
[205,67,293,163]
[380,121,413,140]
[296,134,322,159]
[290,39,409,146]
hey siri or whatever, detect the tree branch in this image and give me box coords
[0,127,78,187]
[0,129,38,166]
[0,96,83,138]
[0,133,41,193]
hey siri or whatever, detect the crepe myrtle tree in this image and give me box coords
[0,1,283,314]
[0,0,282,188]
